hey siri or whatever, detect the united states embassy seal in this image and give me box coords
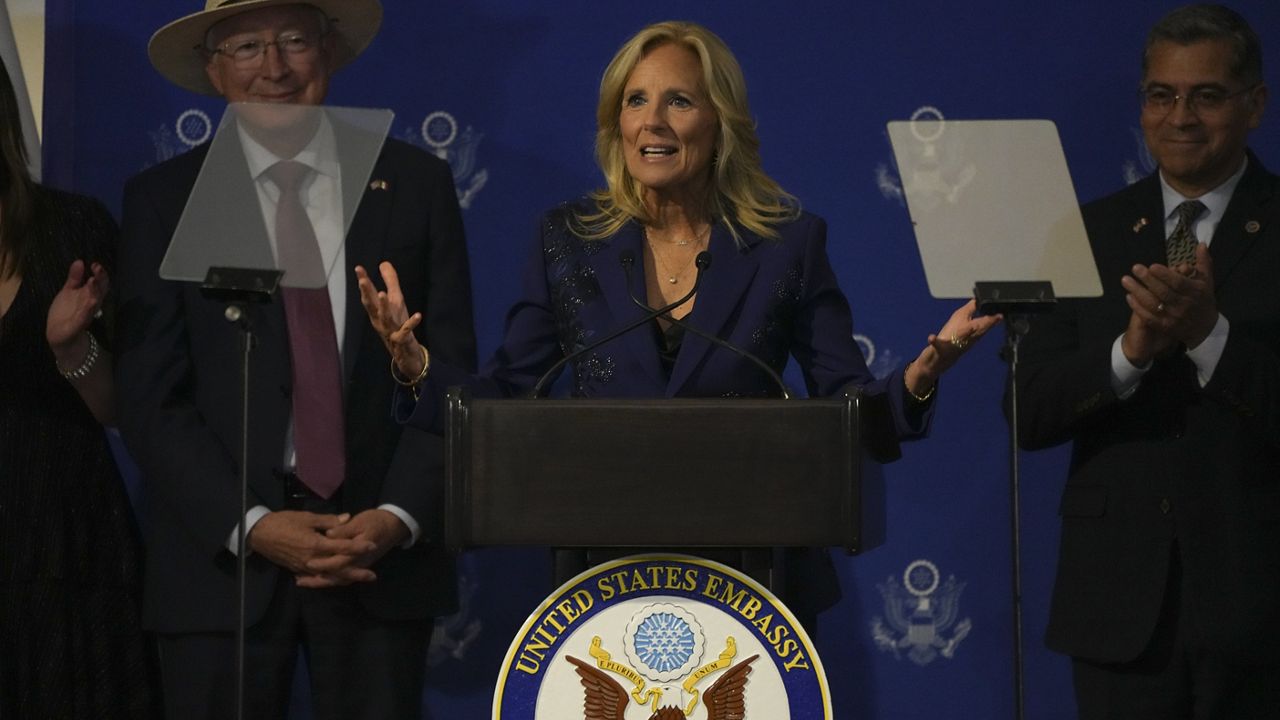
[494,554,830,719]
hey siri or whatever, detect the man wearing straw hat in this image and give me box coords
[114,2,476,718]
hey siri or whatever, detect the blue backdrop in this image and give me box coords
[43,2,1280,718]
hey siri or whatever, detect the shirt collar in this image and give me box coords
[1158,156,1247,222]
[237,109,340,183]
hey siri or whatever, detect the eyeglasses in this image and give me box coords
[1139,84,1257,115]
[206,32,324,67]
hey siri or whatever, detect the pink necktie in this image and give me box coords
[267,160,345,499]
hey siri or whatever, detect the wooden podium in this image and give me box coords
[444,385,895,566]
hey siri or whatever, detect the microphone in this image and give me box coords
[621,250,792,399]
[528,249,708,398]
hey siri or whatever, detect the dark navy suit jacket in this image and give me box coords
[408,202,931,437]
[1016,155,1280,663]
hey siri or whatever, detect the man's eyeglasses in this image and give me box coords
[1139,84,1257,115]
[206,32,324,67]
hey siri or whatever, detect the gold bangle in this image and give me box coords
[904,361,936,403]
[391,345,430,387]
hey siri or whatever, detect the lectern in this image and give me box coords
[443,385,898,592]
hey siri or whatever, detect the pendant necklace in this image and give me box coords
[646,225,709,284]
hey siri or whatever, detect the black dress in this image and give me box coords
[0,189,158,718]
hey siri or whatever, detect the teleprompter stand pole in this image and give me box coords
[200,266,282,720]
[974,281,1056,720]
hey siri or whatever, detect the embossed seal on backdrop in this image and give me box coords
[870,559,972,666]
[150,108,215,164]
[494,554,831,719]
[853,333,900,381]
[402,110,489,209]
[876,106,976,210]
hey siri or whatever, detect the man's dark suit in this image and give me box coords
[114,134,476,703]
[1015,154,1280,668]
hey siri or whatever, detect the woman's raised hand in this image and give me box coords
[355,261,427,379]
[46,260,108,364]
[905,298,1002,395]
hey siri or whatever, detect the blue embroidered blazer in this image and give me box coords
[404,202,930,440]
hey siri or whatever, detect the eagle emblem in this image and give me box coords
[870,559,972,666]
[878,106,977,209]
[566,648,758,720]
[402,110,488,209]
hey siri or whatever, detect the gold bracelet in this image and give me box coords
[391,345,430,387]
[903,361,936,403]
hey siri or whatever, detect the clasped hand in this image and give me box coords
[247,509,409,589]
[1120,243,1217,365]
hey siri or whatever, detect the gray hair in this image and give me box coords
[1143,4,1263,86]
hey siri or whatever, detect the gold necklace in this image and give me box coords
[645,226,709,284]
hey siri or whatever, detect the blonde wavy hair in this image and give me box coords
[575,21,797,243]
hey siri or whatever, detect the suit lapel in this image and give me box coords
[587,222,666,388]
[1209,158,1275,290]
[337,137,393,382]
[1129,175,1169,270]
[667,225,760,396]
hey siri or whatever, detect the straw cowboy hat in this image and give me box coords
[148,0,383,95]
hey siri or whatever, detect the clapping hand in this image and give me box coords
[1120,243,1217,365]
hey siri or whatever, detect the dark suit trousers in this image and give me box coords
[156,489,434,720]
[1071,545,1280,720]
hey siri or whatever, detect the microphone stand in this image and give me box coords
[619,252,791,399]
[200,266,281,720]
[528,252,710,398]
